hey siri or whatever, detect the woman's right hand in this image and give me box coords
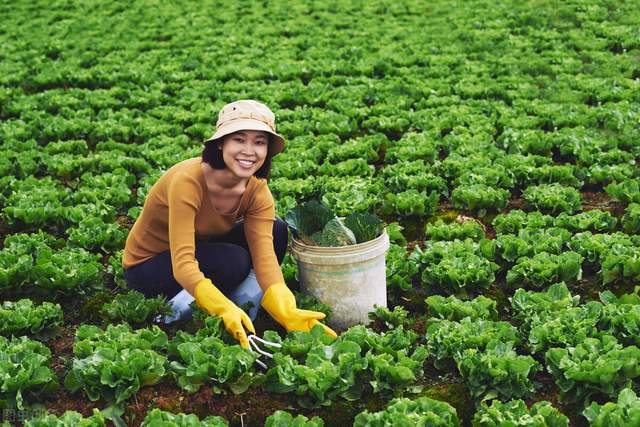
[194,278,255,349]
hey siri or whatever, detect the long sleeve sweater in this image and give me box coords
[122,157,284,295]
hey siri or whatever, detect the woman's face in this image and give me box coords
[220,130,269,179]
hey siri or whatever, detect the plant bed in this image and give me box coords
[2,0,640,425]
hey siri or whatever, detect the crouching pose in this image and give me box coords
[122,100,336,348]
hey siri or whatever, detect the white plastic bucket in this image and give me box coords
[290,229,390,329]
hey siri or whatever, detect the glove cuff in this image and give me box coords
[194,278,229,308]
[261,282,292,303]
[261,282,296,317]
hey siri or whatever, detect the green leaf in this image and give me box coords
[285,200,336,239]
[343,212,383,243]
[319,218,357,247]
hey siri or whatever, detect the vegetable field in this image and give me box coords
[1,0,639,425]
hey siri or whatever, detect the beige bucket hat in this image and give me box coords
[204,100,286,156]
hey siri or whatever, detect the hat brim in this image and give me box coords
[203,119,285,156]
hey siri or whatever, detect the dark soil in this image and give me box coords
[39,361,471,427]
[117,215,135,230]
[581,191,626,215]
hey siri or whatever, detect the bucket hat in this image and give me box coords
[204,100,285,156]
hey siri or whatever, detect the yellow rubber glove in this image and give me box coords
[261,282,337,339]
[194,278,255,349]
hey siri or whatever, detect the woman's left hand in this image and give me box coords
[261,282,337,339]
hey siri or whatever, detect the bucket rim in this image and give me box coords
[291,228,389,253]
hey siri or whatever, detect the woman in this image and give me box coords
[122,100,336,348]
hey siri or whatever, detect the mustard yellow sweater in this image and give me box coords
[122,157,284,295]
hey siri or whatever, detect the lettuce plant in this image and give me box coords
[425,219,485,242]
[0,335,58,410]
[70,168,136,210]
[385,132,438,163]
[31,245,104,293]
[426,318,520,367]
[554,210,617,233]
[67,216,128,252]
[382,189,439,218]
[495,227,572,263]
[381,160,448,195]
[522,183,582,214]
[451,184,510,215]
[0,243,33,294]
[416,240,499,296]
[368,304,410,328]
[529,164,583,187]
[0,231,104,295]
[140,409,228,427]
[2,175,117,228]
[2,176,74,228]
[325,134,385,164]
[568,232,636,266]
[319,176,383,216]
[318,158,374,177]
[598,288,640,346]
[270,177,318,202]
[440,153,493,181]
[527,302,603,354]
[600,244,640,285]
[497,128,552,156]
[264,324,427,407]
[604,179,640,203]
[583,388,640,427]
[64,324,168,403]
[492,209,617,235]
[385,222,407,245]
[492,210,555,235]
[576,147,635,167]
[100,290,171,324]
[622,203,640,234]
[510,282,580,332]
[506,251,583,289]
[0,298,63,339]
[168,316,259,394]
[270,157,319,181]
[426,294,498,321]
[546,335,640,405]
[354,396,461,426]
[455,164,515,189]
[456,340,540,401]
[24,409,106,427]
[473,399,568,427]
[265,410,324,427]
[106,249,127,289]
[385,244,419,293]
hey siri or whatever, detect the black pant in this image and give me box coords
[124,218,288,300]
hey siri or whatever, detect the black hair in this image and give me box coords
[201,132,273,180]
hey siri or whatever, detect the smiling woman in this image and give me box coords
[202,130,272,215]
[121,100,336,348]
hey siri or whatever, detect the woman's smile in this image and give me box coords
[237,159,256,169]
